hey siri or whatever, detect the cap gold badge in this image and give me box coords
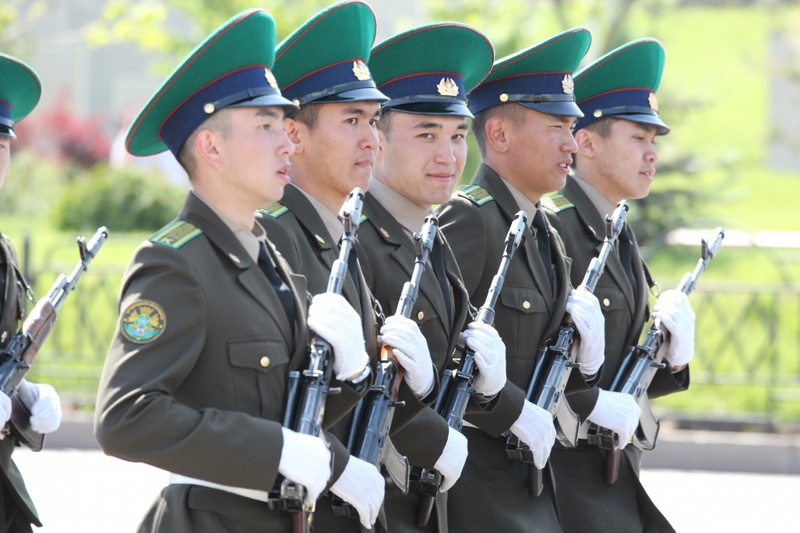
[437,77,459,97]
[561,74,574,95]
[121,300,166,344]
[264,67,278,89]
[648,92,658,111]
[352,60,371,81]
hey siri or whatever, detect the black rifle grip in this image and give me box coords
[416,493,435,528]
[605,449,620,485]
[529,464,544,497]
[9,394,44,452]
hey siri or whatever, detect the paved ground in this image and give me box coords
[11,416,800,532]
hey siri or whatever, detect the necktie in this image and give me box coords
[532,210,555,293]
[430,238,453,327]
[618,223,637,291]
[258,244,296,327]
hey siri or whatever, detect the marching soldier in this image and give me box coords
[436,29,606,532]
[0,53,63,533]
[94,10,372,531]
[361,23,499,531]
[544,39,695,533]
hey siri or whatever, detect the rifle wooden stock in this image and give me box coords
[0,226,107,451]
[507,202,629,497]
[588,227,725,485]
[414,211,528,527]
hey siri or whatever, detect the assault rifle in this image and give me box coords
[588,226,725,485]
[414,211,528,527]
[506,201,629,497]
[280,188,364,532]
[331,215,438,518]
[0,226,108,451]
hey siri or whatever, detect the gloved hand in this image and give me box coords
[433,427,468,492]
[17,380,62,434]
[566,288,605,375]
[278,428,331,503]
[463,321,506,397]
[0,393,10,427]
[307,293,369,381]
[587,390,641,450]
[380,315,434,397]
[330,456,385,528]
[654,289,695,367]
[509,400,557,469]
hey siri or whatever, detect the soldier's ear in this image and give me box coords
[485,116,508,153]
[193,128,222,168]
[284,117,304,154]
[574,129,595,158]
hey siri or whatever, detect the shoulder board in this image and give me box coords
[150,220,202,249]
[459,184,494,206]
[260,202,289,218]
[541,193,574,213]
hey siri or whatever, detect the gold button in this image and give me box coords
[522,301,531,310]
[602,298,611,307]
[417,311,424,321]
[259,356,271,368]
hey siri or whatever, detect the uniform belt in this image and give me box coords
[169,473,271,503]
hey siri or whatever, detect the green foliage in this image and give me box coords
[0,149,66,216]
[51,163,186,233]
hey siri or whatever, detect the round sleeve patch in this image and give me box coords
[121,300,167,344]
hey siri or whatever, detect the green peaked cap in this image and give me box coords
[125,9,294,157]
[0,53,42,138]
[273,1,388,106]
[369,23,494,118]
[469,27,591,117]
[574,38,669,134]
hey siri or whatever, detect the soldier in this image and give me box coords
[259,2,393,529]
[0,52,63,533]
[360,23,500,531]
[436,28,606,532]
[544,39,694,533]
[93,10,373,531]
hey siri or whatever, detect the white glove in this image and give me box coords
[380,315,434,397]
[307,293,369,381]
[17,380,62,434]
[278,428,331,503]
[0,393,11,427]
[433,427,468,493]
[330,456,385,528]
[587,390,641,450]
[463,321,506,397]
[566,288,605,375]
[654,289,695,367]
[509,401,557,469]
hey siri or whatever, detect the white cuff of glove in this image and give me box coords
[433,427,468,493]
[587,390,641,450]
[380,315,434,397]
[278,428,331,503]
[307,293,369,381]
[330,456,385,528]
[0,393,10,427]
[654,289,695,367]
[510,401,556,469]
[18,379,62,434]
[463,321,507,397]
[566,288,605,376]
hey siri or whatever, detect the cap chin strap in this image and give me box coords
[591,104,657,118]
[501,93,575,103]
[292,80,379,106]
[205,86,285,113]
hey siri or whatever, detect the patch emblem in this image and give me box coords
[460,184,494,206]
[121,300,166,344]
[150,221,202,249]
[541,193,575,213]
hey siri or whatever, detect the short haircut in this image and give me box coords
[285,102,321,129]
[376,108,395,140]
[177,108,233,176]
[581,116,616,138]
[471,103,526,157]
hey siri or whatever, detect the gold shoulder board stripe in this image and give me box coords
[150,220,202,249]
[541,193,574,213]
[261,203,289,218]
[460,185,494,206]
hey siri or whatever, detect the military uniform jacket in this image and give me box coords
[95,193,352,531]
[0,234,41,528]
[545,175,688,533]
[436,164,595,533]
